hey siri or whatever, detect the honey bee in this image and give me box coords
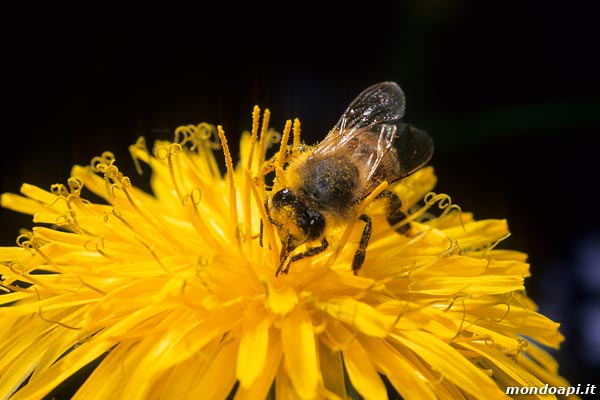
[266,82,433,276]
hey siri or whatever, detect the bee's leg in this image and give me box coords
[262,195,282,248]
[277,238,329,277]
[352,214,372,275]
[264,196,274,224]
[275,236,292,276]
[378,190,409,234]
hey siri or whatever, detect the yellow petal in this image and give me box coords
[361,337,437,400]
[73,340,141,400]
[318,341,347,399]
[281,305,319,399]
[117,313,204,399]
[0,246,27,263]
[266,280,298,315]
[322,297,391,338]
[236,303,270,388]
[444,219,509,250]
[393,330,505,399]
[1,192,46,215]
[193,338,239,400]
[517,342,573,388]
[0,290,30,306]
[275,362,299,400]
[18,184,58,205]
[460,342,544,388]
[342,338,387,400]
[8,336,116,400]
[234,327,282,400]
[0,324,75,398]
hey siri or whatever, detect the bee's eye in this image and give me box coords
[270,188,325,243]
[306,210,325,241]
[272,189,295,206]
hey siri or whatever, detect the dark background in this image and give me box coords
[2,0,599,392]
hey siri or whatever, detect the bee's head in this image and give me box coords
[268,188,325,252]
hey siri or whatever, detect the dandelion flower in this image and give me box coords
[0,105,573,399]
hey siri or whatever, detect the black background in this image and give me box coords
[2,0,599,392]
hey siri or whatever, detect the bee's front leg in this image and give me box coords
[276,238,329,277]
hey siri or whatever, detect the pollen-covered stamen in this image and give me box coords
[217,125,240,246]
[292,118,301,150]
[256,127,284,181]
[241,106,263,248]
[275,120,292,172]
[246,169,279,268]
[246,105,261,173]
[256,109,272,164]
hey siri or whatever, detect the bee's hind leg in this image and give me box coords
[378,190,410,234]
[353,191,409,275]
[352,214,372,275]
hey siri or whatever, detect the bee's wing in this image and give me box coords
[385,123,434,180]
[314,82,432,183]
[335,81,406,133]
[350,121,432,182]
[314,82,406,155]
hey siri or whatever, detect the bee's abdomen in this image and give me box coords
[304,155,359,211]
